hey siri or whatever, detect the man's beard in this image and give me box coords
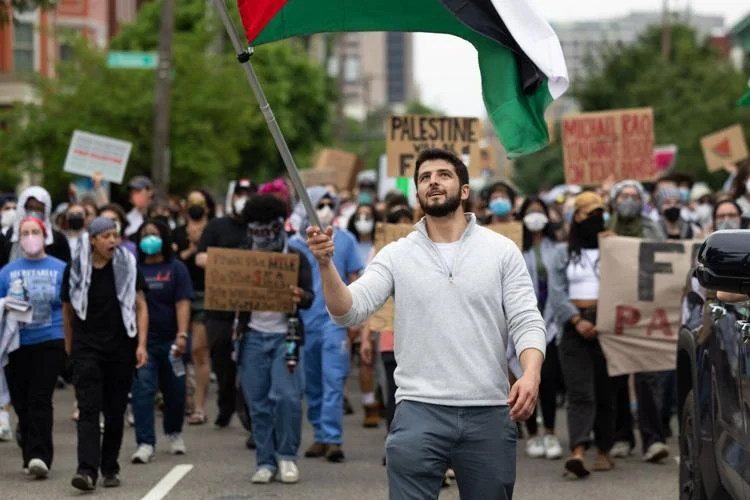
[419,188,462,218]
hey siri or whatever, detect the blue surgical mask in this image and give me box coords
[358,192,374,205]
[679,187,690,204]
[603,211,611,227]
[489,198,512,217]
[139,235,163,255]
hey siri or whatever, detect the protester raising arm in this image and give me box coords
[305,225,393,325]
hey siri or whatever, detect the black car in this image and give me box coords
[677,230,750,500]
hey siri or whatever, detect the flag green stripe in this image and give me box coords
[253,0,552,158]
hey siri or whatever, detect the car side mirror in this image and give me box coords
[696,230,750,294]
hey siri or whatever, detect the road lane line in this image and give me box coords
[141,464,194,500]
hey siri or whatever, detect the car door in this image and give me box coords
[726,301,750,500]
[706,298,747,500]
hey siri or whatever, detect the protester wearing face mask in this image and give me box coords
[548,191,615,478]
[235,195,314,484]
[147,200,176,231]
[1,194,17,236]
[712,198,742,231]
[64,204,89,258]
[173,190,216,426]
[130,220,193,464]
[1,186,71,268]
[483,181,517,224]
[289,186,364,463]
[508,197,564,461]
[689,183,714,231]
[608,181,664,239]
[0,217,67,479]
[195,179,256,429]
[657,188,698,240]
[125,177,154,238]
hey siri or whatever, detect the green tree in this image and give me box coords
[0,0,333,199]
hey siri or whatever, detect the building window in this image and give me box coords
[343,56,360,83]
[13,20,35,72]
[387,32,407,104]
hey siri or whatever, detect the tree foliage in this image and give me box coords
[514,24,750,193]
[0,0,334,200]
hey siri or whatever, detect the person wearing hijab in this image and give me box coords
[0,216,66,479]
[1,186,71,267]
[289,186,364,463]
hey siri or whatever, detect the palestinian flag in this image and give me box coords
[238,0,569,158]
[739,78,750,107]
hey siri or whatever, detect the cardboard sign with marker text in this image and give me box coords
[562,108,655,185]
[596,236,700,376]
[368,222,523,332]
[315,148,362,190]
[386,115,483,178]
[204,248,299,313]
[700,124,748,172]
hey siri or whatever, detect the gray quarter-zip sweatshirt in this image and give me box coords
[331,213,546,406]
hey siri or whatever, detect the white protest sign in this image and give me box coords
[63,130,132,184]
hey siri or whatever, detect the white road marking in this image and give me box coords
[141,464,194,500]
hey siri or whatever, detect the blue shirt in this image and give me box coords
[0,256,66,346]
[290,228,363,333]
[355,239,373,270]
[140,259,194,344]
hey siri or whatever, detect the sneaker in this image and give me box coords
[0,410,12,442]
[543,435,563,460]
[276,460,299,484]
[102,474,121,488]
[610,441,632,458]
[71,473,96,491]
[326,444,345,463]
[251,467,274,484]
[169,434,186,455]
[564,456,590,478]
[362,404,380,428]
[445,468,455,479]
[131,444,155,464]
[643,442,669,463]
[304,442,328,458]
[126,405,135,427]
[28,458,49,479]
[525,436,546,458]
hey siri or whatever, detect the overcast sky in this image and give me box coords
[414,0,748,117]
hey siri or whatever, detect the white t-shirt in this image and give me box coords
[249,312,287,334]
[434,241,460,275]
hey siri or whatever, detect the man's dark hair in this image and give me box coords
[242,194,288,224]
[413,148,470,188]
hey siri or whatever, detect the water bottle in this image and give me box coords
[169,345,186,377]
[285,317,301,374]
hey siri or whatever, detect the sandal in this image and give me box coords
[187,412,207,425]
[564,456,590,478]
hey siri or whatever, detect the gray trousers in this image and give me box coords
[385,400,517,500]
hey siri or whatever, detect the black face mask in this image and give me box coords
[187,205,205,221]
[548,221,563,232]
[67,214,85,231]
[663,207,681,223]
[576,214,604,248]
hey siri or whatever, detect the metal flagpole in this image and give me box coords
[211,0,322,229]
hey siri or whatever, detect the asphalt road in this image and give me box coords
[0,372,680,499]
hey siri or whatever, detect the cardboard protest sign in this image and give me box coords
[300,168,338,188]
[63,130,132,184]
[562,108,655,185]
[700,124,748,172]
[315,148,362,190]
[204,248,299,313]
[368,221,522,331]
[386,115,483,178]
[596,236,701,376]
[654,144,678,175]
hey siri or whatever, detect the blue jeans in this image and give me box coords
[303,325,349,444]
[239,330,304,472]
[386,401,517,500]
[131,341,186,446]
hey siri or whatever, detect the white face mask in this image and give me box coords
[1,209,16,229]
[354,218,374,235]
[233,196,248,216]
[316,205,335,226]
[523,212,549,233]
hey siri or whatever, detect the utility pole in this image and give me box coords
[660,0,671,60]
[151,0,175,198]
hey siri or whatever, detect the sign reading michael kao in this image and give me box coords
[596,236,700,376]
[386,115,483,178]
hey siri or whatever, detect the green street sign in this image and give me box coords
[107,51,159,69]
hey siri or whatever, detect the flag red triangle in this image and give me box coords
[712,138,731,158]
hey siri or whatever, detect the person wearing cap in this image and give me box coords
[305,149,545,497]
[195,178,257,429]
[1,186,71,268]
[62,217,148,491]
[0,216,67,479]
[125,176,154,238]
[548,190,615,478]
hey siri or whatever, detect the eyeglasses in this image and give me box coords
[317,202,334,210]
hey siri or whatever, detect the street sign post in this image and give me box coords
[107,51,159,69]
